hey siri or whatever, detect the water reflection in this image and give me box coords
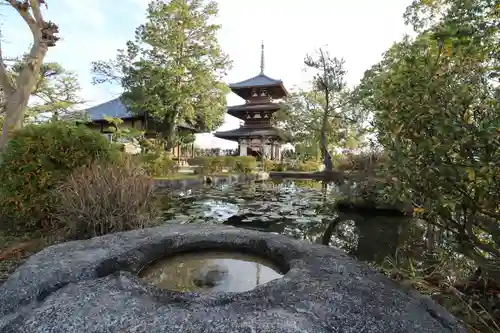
[141,251,283,293]
[161,180,417,267]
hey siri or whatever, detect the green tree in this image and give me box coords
[276,53,367,162]
[92,0,231,149]
[28,62,82,120]
[0,0,59,151]
[356,0,500,275]
[303,48,365,169]
[274,90,324,159]
[1,58,82,124]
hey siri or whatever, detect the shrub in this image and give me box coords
[0,122,120,231]
[188,156,257,174]
[264,159,285,172]
[335,152,386,175]
[234,156,257,173]
[189,156,216,174]
[221,156,237,171]
[141,152,178,176]
[189,156,229,174]
[55,161,160,239]
[284,159,321,172]
[209,157,226,173]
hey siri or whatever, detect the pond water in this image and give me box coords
[141,251,284,293]
[160,179,422,267]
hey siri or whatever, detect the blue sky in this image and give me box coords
[1,0,413,148]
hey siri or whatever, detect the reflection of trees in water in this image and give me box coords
[141,252,282,293]
[321,213,426,266]
[163,180,436,269]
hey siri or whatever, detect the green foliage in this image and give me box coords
[190,156,226,174]
[0,122,120,230]
[189,156,218,174]
[301,49,365,170]
[141,152,178,176]
[102,116,144,145]
[276,84,367,159]
[7,58,82,121]
[188,156,256,174]
[55,161,160,239]
[91,0,231,148]
[263,160,285,172]
[356,0,500,278]
[293,160,322,172]
[335,152,386,174]
[233,156,257,174]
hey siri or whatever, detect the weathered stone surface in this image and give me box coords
[0,225,466,333]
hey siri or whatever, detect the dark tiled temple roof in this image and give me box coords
[83,98,196,131]
[214,126,288,142]
[227,103,281,112]
[229,74,283,89]
[227,102,281,119]
[85,98,136,121]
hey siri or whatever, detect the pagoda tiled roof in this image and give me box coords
[214,125,289,142]
[229,74,283,89]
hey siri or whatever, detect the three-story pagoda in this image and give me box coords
[214,42,288,160]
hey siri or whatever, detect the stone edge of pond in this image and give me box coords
[0,224,467,333]
[154,173,257,190]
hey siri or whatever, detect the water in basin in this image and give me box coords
[141,251,284,293]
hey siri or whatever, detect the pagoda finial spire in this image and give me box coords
[260,40,265,75]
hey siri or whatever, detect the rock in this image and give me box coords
[0,225,466,333]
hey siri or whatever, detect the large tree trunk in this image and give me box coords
[0,1,57,152]
[0,49,46,151]
[161,108,180,152]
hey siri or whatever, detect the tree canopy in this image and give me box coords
[1,58,81,123]
[355,0,500,273]
[92,0,231,148]
[275,49,368,161]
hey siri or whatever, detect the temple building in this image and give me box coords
[82,98,198,157]
[214,43,288,160]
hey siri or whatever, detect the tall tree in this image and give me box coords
[275,89,365,160]
[92,0,231,149]
[303,49,363,169]
[0,0,59,150]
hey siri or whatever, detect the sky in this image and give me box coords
[1,0,413,148]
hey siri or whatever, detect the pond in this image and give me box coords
[159,179,428,268]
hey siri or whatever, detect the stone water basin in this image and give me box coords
[0,225,467,333]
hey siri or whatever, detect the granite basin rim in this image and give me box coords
[136,240,293,286]
[0,225,468,333]
[0,225,314,314]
